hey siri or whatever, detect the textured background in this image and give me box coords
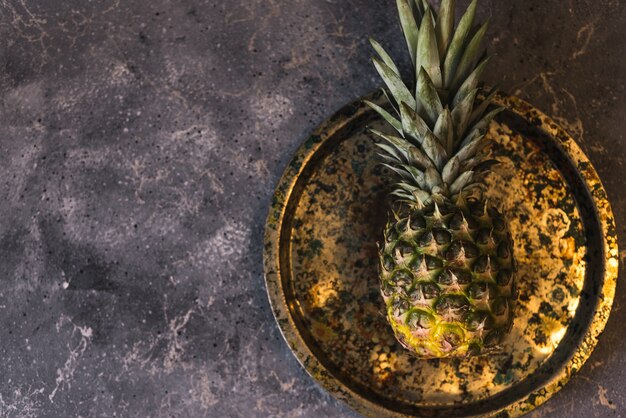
[0,0,624,417]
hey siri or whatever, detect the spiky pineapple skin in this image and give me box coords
[380,198,516,358]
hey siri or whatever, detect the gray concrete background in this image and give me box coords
[0,0,624,416]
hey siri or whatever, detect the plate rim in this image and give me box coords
[262,92,619,417]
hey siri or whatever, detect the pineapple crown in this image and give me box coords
[367,0,503,207]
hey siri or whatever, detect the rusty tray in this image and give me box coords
[263,92,618,417]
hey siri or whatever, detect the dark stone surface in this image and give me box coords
[0,0,624,416]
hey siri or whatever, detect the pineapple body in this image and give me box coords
[380,199,516,358]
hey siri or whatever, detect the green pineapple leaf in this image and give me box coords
[399,164,427,188]
[472,159,499,174]
[416,8,442,88]
[375,143,405,163]
[451,88,478,145]
[381,163,409,179]
[441,156,460,185]
[468,107,504,138]
[469,88,498,124]
[435,0,455,58]
[396,182,421,193]
[382,88,401,118]
[424,166,444,189]
[433,108,454,155]
[397,0,420,65]
[364,100,403,135]
[443,0,477,88]
[460,154,493,171]
[455,134,488,162]
[449,170,474,194]
[373,57,416,110]
[450,21,489,90]
[400,102,447,169]
[389,190,415,201]
[400,102,431,143]
[459,125,484,148]
[377,152,402,165]
[411,0,427,22]
[416,67,443,125]
[453,57,489,107]
[372,129,434,169]
[408,144,438,169]
[421,0,436,20]
[369,38,400,76]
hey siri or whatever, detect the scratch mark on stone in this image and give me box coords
[2,0,51,71]
[252,94,294,134]
[553,86,584,141]
[512,71,554,98]
[162,297,195,373]
[572,19,597,60]
[175,219,250,277]
[48,315,93,402]
[597,384,617,410]
[245,0,280,52]
[252,159,270,180]
[188,371,219,410]
[518,72,585,142]
[126,123,219,205]
[0,386,44,417]
[119,298,198,376]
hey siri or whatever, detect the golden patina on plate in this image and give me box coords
[263,92,618,417]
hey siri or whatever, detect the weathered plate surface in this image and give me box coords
[263,92,618,417]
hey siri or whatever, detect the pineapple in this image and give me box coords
[367,0,516,358]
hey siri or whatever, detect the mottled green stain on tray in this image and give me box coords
[264,92,618,417]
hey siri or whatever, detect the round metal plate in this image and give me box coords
[263,92,618,417]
